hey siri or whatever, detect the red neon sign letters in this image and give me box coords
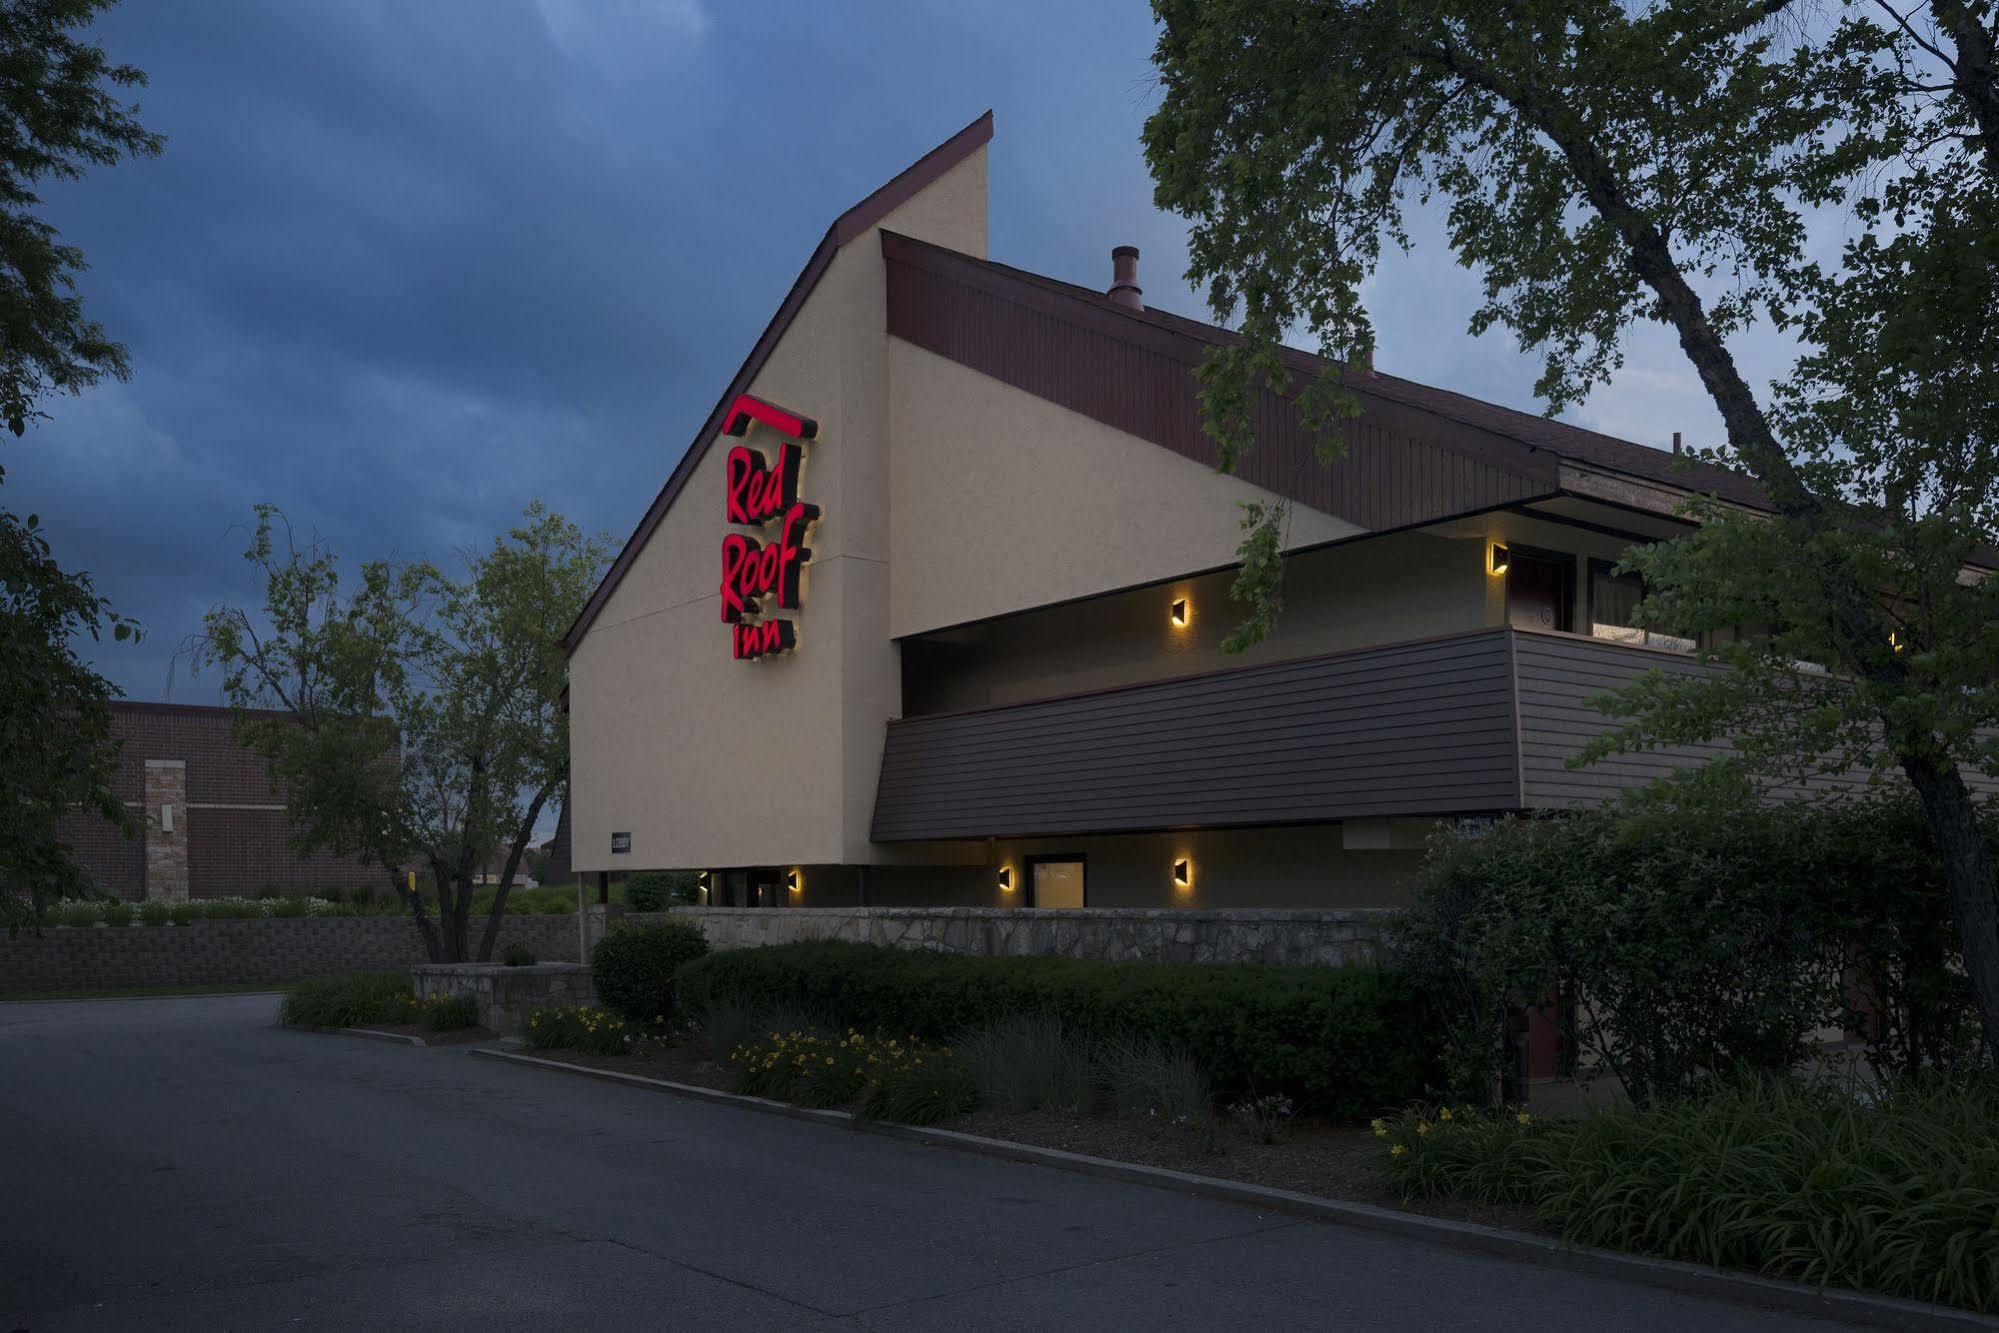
[719,394,820,661]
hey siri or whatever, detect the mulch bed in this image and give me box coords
[510,1040,1539,1234]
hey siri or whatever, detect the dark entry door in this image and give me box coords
[1506,549,1573,633]
[747,867,786,909]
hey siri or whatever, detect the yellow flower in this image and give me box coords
[1416,1122,1430,1135]
[1438,1107,1452,1122]
[1390,1144,1406,1157]
[1516,1111,1532,1125]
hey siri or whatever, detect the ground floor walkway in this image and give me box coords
[0,995,1864,1330]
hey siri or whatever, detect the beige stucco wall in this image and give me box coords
[907,827,1425,910]
[886,341,1360,639]
[569,150,989,873]
[902,506,1665,713]
[689,825,1429,910]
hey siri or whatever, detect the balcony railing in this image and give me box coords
[870,627,1990,841]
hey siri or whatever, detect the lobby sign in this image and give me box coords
[719,393,821,660]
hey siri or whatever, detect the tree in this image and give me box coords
[197,504,610,962]
[0,0,161,926]
[1144,1,1999,1065]
[0,508,138,929]
[1,0,164,438]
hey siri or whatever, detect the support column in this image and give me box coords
[143,759,189,902]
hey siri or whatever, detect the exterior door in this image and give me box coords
[1027,857,1085,909]
[1506,549,1573,633]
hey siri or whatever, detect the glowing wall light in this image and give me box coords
[1169,597,1190,628]
[786,868,802,895]
[1487,543,1511,576]
[1172,857,1193,890]
[997,866,1014,892]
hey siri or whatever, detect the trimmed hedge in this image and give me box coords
[591,920,710,1025]
[674,941,1439,1118]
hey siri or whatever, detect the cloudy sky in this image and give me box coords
[16,0,1796,704]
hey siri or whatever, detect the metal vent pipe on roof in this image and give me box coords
[1108,245,1143,311]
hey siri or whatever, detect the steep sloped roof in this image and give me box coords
[885,232,1769,513]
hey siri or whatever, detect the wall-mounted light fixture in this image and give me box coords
[997,866,1014,892]
[1169,597,1190,628]
[786,868,802,895]
[1172,857,1192,890]
[697,870,711,901]
[1889,630,1905,653]
[1487,543,1511,576]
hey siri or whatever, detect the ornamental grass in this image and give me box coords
[1378,1076,1999,1311]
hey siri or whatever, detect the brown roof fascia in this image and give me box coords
[562,111,996,655]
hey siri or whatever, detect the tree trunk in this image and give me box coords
[476,784,553,963]
[391,866,443,962]
[1902,753,1999,1068]
[430,855,470,962]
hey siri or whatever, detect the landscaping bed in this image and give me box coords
[501,1029,1536,1234]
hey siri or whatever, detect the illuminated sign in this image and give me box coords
[720,393,820,660]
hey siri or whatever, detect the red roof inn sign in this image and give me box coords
[720,394,821,660]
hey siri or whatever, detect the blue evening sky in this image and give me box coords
[14,0,1792,704]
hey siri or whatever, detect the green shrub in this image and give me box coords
[59,901,99,927]
[1379,1076,1999,1312]
[138,899,170,927]
[268,896,309,918]
[101,900,134,927]
[168,902,199,925]
[280,972,412,1028]
[625,871,674,912]
[959,1014,1097,1113]
[592,921,710,1025]
[203,897,262,920]
[524,1004,636,1054]
[1400,787,1986,1106]
[676,942,1438,1117]
[501,942,536,967]
[688,996,768,1063]
[317,887,345,904]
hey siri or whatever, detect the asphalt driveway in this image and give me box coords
[0,995,1871,1331]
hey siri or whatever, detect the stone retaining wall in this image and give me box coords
[412,963,595,1036]
[0,915,584,993]
[652,906,1393,968]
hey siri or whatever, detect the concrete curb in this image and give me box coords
[468,1047,1994,1332]
[332,1026,427,1047]
[0,990,289,1004]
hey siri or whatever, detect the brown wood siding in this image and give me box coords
[1513,632,1999,805]
[883,232,1562,532]
[871,630,1523,841]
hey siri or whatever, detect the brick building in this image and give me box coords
[60,701,385,901]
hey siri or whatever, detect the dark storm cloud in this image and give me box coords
[9,0,1750,706]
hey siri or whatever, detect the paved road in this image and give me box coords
[1,996,1866,1332]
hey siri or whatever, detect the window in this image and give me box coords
[1588,559,1694,653]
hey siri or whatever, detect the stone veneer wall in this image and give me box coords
[0,915,585,993]
[412,963,595,1036]
[647,906,1393,968]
